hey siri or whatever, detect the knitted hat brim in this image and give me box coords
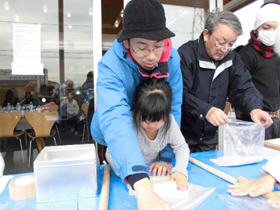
[117,27,175,42]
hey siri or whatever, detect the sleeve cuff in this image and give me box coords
[158,156,173,164]
[126,173,149,190]
[171,167,188,179]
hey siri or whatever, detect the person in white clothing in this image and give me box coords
[228,153,280,208]
[106,78,190,191]
[61,91,79,135]
[228,23,280,208]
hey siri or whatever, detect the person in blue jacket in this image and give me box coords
[91,0,182,209]
[178,10,273,153]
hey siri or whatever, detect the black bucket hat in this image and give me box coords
[117,0,175,42]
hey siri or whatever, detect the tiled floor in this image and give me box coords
[0,123,94,175]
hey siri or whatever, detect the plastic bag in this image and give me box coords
[129,176,215,210]
[212,119,265,166]
[218,194,276,210]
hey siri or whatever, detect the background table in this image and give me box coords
[0,150,273,210]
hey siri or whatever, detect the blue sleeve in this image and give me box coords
[166,48,183,127]
[159,48,183,163]
[96,61,147,181]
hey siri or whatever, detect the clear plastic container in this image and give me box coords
[16,102,21,111]
[34,144,97,203]
[228,107,236,120]
[7,102,11,111]
[21,107,25,117]
[29,102,33,112]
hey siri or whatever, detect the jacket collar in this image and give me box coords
[113,39,137,69]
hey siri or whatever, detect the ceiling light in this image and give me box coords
[67,13,71,17]
[68,25,72,29]
[114,19,119,28]
[89,8,93,16]
[113,9,123,28]
[43,5,47,13]
[15,15,19,22]
[4,2,9,10]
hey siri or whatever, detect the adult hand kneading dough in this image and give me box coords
[190,157,279,199]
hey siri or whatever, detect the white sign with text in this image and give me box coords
[12,23,43,75]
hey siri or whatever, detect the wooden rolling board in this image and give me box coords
[99,165,110,210]
[265,138,280,151]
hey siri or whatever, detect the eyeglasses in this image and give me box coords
[211,35,236,50]
[130,44,167,57]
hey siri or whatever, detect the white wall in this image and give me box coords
[234,0,264,47]
[163,4,198,50]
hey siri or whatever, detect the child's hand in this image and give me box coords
[170,172,189,191]
[149,162,172,176]
[267,195,280,209]
[227,173,276,197]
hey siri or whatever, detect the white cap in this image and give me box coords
[60,83,67,89]
[254,3,280,30]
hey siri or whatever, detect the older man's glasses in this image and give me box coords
[130,44,167,57]
[211,35,236,50]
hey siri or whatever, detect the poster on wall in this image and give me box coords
[0,69,47,85]
[12,23,43,75]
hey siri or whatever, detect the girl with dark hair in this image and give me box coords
[106,78,190,191]
[2,89,19,107]
[20,92,31,106]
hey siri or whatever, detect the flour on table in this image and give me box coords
[129,176,215,210]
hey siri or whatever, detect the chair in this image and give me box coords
[48,105,62,143]
[224,101,231,115]
[81,104,89,143]
[49,105,59,112]
[0,112,25,164]
[25,111,58,168]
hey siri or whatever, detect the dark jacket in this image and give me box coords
[81,79,94,104]
[178,33,263,141]
[238,44,280,112]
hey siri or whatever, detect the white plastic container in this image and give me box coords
[34,144,97,203]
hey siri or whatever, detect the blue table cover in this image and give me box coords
[0,150,271,210]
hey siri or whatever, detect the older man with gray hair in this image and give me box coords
[178,10,273,153]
